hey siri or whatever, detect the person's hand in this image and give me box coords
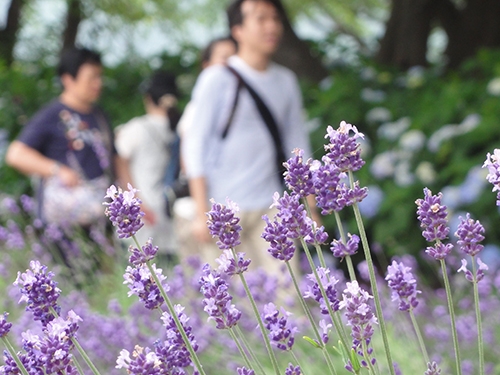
[141,204,157,225]
[192,215,211,244]
[58,166,81,187]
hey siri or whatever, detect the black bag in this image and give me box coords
[163,133,190,217]
[222,66,287,180]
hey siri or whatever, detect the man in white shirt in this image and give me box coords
[183,0,312,271]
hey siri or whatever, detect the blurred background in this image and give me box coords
[2,0,500,279]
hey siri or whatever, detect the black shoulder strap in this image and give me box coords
[224,65,287,178]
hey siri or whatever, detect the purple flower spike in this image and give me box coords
[324,121,365,172]
[303,267,340,314]
[104,184,145,238]
[199,265,241,329]
[319,319,332,344]
[207,198,242,250]
[458,258,488,283]
[237,367,255,375]
[0,313,12,337]
[455,213,485,257]
[261,303,297,351]
[330,233,360,258]
[262,215,296,262]
[116,346,161,374]
[285,363,302,375]
[271,191,310,239]
[123,263,169,310]
[385,260,420,311]
[416,188,450,243]
[339,281,378,352]
[14,260,61,326]
[284,148,315,198]
[129,238,159,265]
[425,242,453,260]
[483,149,500,205]
[425,361,442,375]
[216,250,251,276]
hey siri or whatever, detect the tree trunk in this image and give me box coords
[0,0,26,66]
[377,0,500,70]
[61,0,83,53]
[272,0,328,83]
[376,0,436,69]
[438,0,500,69]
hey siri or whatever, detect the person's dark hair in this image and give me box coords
[200,37,236,66]
[57,47,102,78]
[140,70,181,132]
[226,0,284,30]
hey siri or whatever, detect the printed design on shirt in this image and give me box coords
[59,109,110,169]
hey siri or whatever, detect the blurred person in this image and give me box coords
[115,70,180,260]
[182,0,314,273]
[5,46,125,273]
[174,37,237,264]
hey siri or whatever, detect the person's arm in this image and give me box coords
[5,140,80,186]
[182,66,230,243]
[188,176,211,243]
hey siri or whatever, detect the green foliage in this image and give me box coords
[303,49,500,276]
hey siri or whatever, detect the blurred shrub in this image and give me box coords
[303,49,500,274]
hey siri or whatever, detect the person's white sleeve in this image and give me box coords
[182,66,228,178]
[283,73,312,158]
[115,120,141,160]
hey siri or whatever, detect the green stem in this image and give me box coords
[1,336,30,375]
[49,306,101,375]
[439,259,462,375]
[234,326,268,375]
[132,236,207,375]
[299,237,350,350]
[285,261,338,375]
[302,197,327,268]
[409,309,430,366]
[350,200,395,374]
[227,327,254,371]
[472,258,484,375]
[362,340,378,375]
[232,248,281,375]
[333,211,357,282]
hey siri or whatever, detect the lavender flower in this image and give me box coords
[20,194,36,214]
[237,367,255,375]
[483,149,500,205]
[385,260,420,311]
[207,198,242,250]
[199,265,241,329]
[270,192,310,239]
[330,233,360,258]
[339,281,377,368]
[425,242,454,260]
[261,303,297,351]
[425,361,441,375]
[458,258,488,283]
[216,250,251,276]
[324,121,365,173]
[14,260,61,326]
[128,238,159,265]
[104,184,144,238]
[454,213,485,257]
[160,304,198,367]
[416,188,450,243]
[262,215,296,262]
[303,266,340,314]
[312,161,345,214]
[283,148,315,198]
[123,263,169,310]
[0,313,11,337]
[319,319,332,344]
[285,363,301,375]
[116,346,162,374]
